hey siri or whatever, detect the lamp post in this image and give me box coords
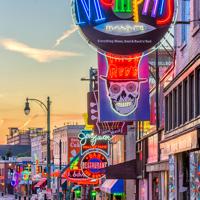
[24,97,51,189]
[51,139,62,198]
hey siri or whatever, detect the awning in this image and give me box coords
[34,178,47,188]
[100,179,124,194]
[105,159,137,179]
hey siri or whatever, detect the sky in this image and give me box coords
[0,0,97,143]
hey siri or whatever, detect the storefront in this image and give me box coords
[160,129,200,200]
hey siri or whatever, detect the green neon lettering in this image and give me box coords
[114,0,131,13]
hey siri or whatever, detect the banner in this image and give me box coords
[98,53,150,121]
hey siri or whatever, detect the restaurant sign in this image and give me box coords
[72,0,175,55]
[81,151,108,179]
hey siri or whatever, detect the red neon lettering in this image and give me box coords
[157,0,174,25]
[100,0,113,6]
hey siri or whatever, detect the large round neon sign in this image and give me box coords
[72,0,175,55]
[81,151,108,179]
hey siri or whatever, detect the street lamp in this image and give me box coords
[24,97,51,189]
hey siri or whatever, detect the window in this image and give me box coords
[173,89,177,128]
[198,68,200,115]
[169,93,172,130]
[183,80,188,123]
[193,0,200,28]
[181,0,190,43]
[165,96,169,131]
[189,74,194,119]
[178,84,182,126]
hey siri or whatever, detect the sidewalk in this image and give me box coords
[0,194,15,200]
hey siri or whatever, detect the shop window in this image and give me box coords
[183,80,188,123]
[178,153,190,200]
[178,84,182,126]
[181,0,190,43]
[189,74,194,120]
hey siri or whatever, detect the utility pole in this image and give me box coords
[57,139,62,199]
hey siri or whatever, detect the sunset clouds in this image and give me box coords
[0,38,80,63]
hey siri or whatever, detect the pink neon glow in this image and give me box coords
[142,0,151,15]
[151,0,159,17]
[143,0,159,17]
[157,0,174,25]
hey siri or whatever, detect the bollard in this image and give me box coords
[44,193,47,200]
[15,194,18,199]
[18,196,21,200]
[1,192,4,196]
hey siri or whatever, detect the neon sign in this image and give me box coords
[11,171,19,187]
[98,53,150,121]
[81,151,108,179]
[78,131,111,155]
[78,131,111,146]
[72,0,176,55]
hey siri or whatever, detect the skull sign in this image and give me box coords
[101,53,147,116]
[107,80,141,115]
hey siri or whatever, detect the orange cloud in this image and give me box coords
[0,38,81,63]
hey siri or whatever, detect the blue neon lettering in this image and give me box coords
[75,0,105,25]
[159,0,165,16]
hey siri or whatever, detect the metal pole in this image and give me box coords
[59,140,62,171]
[47,97,51,189]
[155,49,160,130]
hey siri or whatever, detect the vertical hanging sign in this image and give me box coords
[98,53,150,121]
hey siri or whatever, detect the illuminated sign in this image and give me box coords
[98,53,150,121]
[72,0,176,55]
[11,171,19,187]
[62,169,99,185]
[68,137,81,164]
[22,170,30,181]
[81,151,108,179]
[78,131,111,155]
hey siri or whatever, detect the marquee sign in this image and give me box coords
[81,151,108,179]
[78,131,111,155]
[72,0,175,55]
[98,53,150,121]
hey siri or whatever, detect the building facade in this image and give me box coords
[7,128,44,145]
[53,125,84,167]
